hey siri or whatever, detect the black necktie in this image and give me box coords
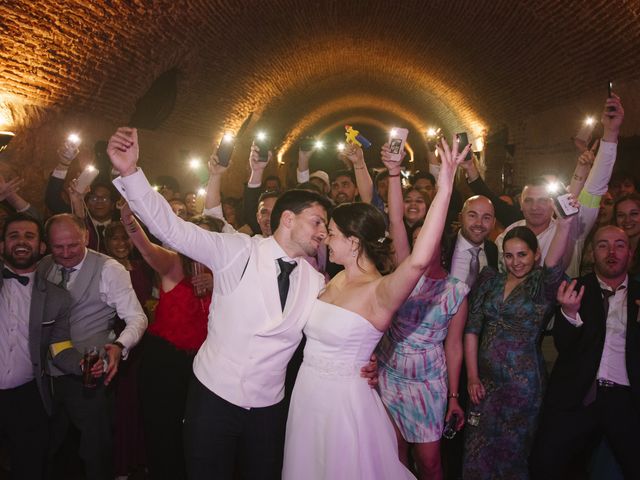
[277,258,297,311]
[2,268,29,286]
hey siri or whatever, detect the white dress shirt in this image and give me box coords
[562,275,630,386]
[449,230,488,287]
[0,269,36,389]
[48,250,147,354]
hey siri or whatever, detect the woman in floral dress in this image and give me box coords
[463,211,575,479]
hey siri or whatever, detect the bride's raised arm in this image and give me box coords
[374,136,470,318]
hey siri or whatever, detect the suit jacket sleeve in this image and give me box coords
[45,174,72,214]
[243,184,261,235]
[48,286,82,375]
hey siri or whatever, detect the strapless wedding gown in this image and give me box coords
[282,300,415,479]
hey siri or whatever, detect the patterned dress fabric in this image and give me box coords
[463,264,564,479]
[376,275,469,442]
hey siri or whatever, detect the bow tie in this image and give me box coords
[2,268,30,286]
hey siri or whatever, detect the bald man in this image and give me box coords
[442,195,498,288]
[530,225,640,479]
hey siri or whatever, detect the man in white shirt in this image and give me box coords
[41,214,147,480]
[530,226,640,479]
[0,213,80,479]
[108,127,344,479]
[444,195,498,288]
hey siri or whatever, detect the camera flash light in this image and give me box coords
[314,140,324,150]
[67,133,81,145]
[222,133,234,143]
[584,117,595,126]
[546,181,560,194]
[189,158,202,169]
[337,142,345,152]
[256,131,267,141]
[197,188,206,196]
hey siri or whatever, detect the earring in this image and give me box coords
[352,250,357,257]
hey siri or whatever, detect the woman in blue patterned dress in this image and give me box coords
[376,146,469,479]
[463,213,575,479]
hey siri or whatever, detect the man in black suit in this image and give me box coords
[0,213,80,479]
[441,195,498,285]
[440,195,497,480]
[530,225,640,479]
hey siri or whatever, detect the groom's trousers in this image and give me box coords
[183,376,288,480]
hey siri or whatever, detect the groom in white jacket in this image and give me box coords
[108,127,353,479]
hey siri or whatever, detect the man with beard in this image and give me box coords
[330,169,359,205]
[0,213,80,479]
[108,127,338,479]
[440,195,497,479]
[530,225,640,479]
[442,195,498,287]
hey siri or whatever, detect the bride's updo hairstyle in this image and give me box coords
[331,203,395,274]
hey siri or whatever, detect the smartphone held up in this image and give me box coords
[216,133,235,167]
[388,128,409,162]
[254,132,270,162]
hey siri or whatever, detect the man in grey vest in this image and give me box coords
[40,214,147,480]
[0,213,80,479]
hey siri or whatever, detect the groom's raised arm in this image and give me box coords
[109,127,251,289]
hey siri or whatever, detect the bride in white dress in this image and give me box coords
[283,137,469,479]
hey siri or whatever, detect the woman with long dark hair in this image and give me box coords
[463,211,576,478]
[283,136,470,480]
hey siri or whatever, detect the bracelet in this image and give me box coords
[354,165,366,170]
[388,173,401,178]
[447,392,460,399]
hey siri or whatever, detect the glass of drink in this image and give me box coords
[82,346,100,388]
[191,261,207,297]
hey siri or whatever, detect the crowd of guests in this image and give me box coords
[0,91,638,480]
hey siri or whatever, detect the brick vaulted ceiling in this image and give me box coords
[2,0,640,172]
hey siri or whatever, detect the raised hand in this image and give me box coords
[341,143,366,169]
[0,175,23,202]
[602,93,624,141]
[380,142,404,175]
[107,127,139,176]
[436,136,471,179]
[556,279,585,319]
[249,144,271,172]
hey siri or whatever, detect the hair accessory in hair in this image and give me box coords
[377,231,389,243]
